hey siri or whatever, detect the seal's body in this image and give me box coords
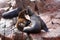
[2,7,22,19]
[23,8,49,34]
[23,14,41,34]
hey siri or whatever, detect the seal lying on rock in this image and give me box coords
[2,7,22,19]
[23,7,49,35]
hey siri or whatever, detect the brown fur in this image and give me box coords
[16,9,29,31]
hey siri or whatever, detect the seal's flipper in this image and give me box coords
[41,20,49,32]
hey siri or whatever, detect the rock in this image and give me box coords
[30,27,60,40]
